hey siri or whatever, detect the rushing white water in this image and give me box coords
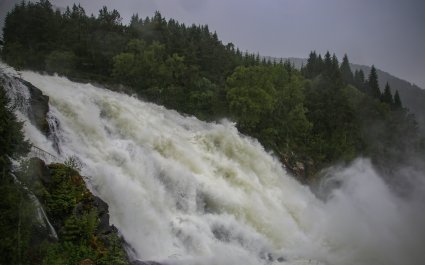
[2,64,424,265]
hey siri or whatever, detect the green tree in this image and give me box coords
[303,51,322,79]
[270,64,311,151]
[2,0,61,69]
[226,66,277,130]
[340,54,354,85]
[354,69,366,91]
[393,90,402,109]
[381,82,394,105]
[367,65,381,99]
[0,85,30,174]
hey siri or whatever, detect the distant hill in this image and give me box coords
[264,56,425,132]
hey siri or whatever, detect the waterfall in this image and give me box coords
[2,62,424,265]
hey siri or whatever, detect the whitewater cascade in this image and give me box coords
[2,64,424,265]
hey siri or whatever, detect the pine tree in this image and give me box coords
[340,54,354,85]
[367,65,381,99]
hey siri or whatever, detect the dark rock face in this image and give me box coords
[73,195,116,237]
[21,79,50,135]
[92,196,112,234]
[26,157,51,184]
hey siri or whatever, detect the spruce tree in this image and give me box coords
[304,51,317,78]
[324,51,332,72]
[394,90,402,109]
[354,69,365,92]
[382,82,394,105]
[367,65,381,99]
[340,54,354,85]
[331,53,341,79]
[322,51,334,79]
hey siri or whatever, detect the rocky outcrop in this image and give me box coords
[280,151,315,182]
[21,157,131,264]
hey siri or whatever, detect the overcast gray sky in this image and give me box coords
[1,0,424,88]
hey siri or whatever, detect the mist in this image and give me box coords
[314,159,425,265]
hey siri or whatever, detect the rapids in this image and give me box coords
[2,63,424,265]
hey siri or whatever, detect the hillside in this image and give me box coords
[350,64,425,132]
[266,56,425,131]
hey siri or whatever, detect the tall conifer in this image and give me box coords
[394,90,402,109]
[382,82,394,105]
[340,54,354,85]
[367,65,381,99]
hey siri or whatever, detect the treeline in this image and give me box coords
[301,52,422,170]
[1,0,424,179]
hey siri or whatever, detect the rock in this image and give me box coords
[27,157,51,186]
[20,79,50,135]
[267,253,274,261]
[92,196,114,235]
[293,161,306,179]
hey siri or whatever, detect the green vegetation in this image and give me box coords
[0,157,130,265]
[1,0,424,180]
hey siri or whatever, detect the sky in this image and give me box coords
[1,0,424,88]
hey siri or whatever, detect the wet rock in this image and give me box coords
[21,79,50,135]
[92,196,114,235]
[279,151,316,182]
[26,157,51,186]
